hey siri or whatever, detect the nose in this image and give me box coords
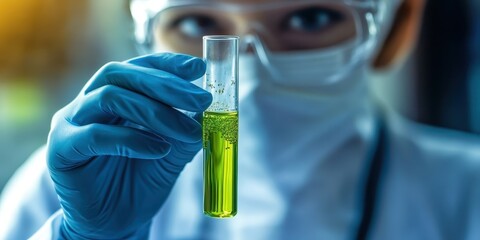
[239,33,272,57]
[240,35,256,54]
[236,20,272,54]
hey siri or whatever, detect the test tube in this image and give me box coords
[202,35,239,218]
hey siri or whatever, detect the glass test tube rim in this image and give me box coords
[203,35,240,41]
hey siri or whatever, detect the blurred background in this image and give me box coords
[0,0,479,194]
[0,0,136,192]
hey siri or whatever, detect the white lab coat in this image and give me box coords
[1,112,480,240]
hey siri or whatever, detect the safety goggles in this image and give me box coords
[130,0,392,84]
[131,0,386,55]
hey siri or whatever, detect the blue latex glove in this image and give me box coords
[46,53,212,239]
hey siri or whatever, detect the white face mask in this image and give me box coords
[237,48,376,177]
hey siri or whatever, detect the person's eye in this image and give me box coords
[171,15,220,38]
[283,7,344,33]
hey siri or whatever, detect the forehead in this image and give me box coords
[168,0,295,4]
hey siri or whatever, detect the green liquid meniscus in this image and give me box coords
[203,111,238,218]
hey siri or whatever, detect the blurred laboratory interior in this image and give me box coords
[0,0,479,193]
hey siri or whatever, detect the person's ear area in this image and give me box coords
[372,0,426,69]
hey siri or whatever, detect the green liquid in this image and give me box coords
[203,111,238,218]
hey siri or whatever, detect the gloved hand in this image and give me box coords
[46,53,211,239]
